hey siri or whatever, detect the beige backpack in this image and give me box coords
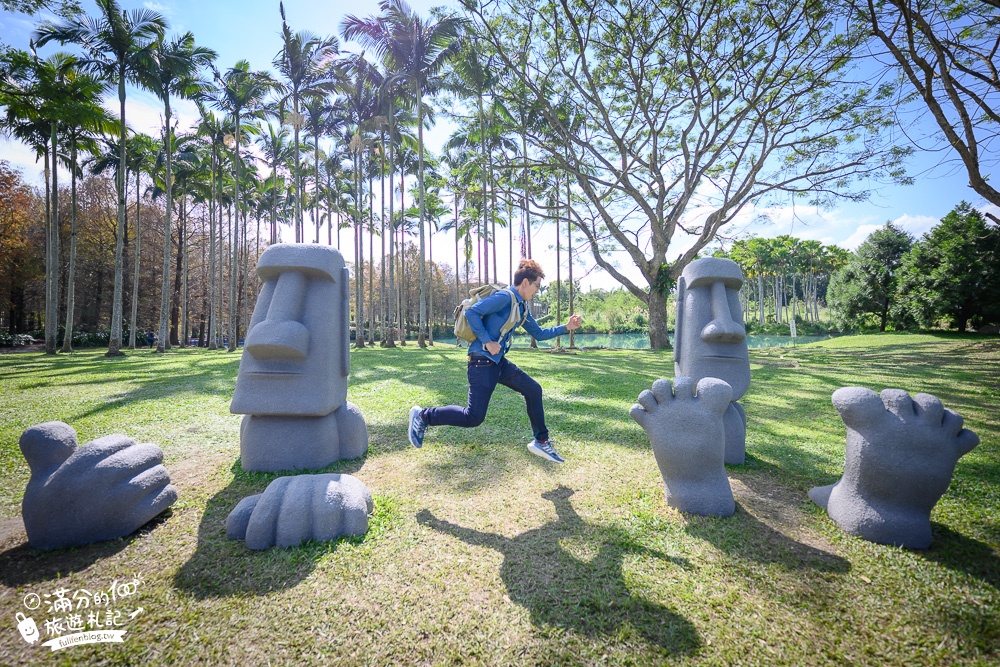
[453,284,525,343]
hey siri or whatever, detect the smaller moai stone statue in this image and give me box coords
[674,257,751,464]
[809,387,980,549]
[226,473,373,549]
[630,377,735,517]
[231,244,369,472]
[19,422,177,550]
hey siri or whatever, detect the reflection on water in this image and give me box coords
[431,333,834,350]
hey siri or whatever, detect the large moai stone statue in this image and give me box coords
[225,473,373,549]
[231,244,369,472]
[674,257,751,464]
[19,421,177,550]
[631,377,736,516]
[809,387,979,549]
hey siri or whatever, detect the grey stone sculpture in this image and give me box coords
[226,473,373,549]
[231,244,369,471]
[19,421,177,550]
[674,257,751,464]
[630,377,735,516]
[809,387,980,549]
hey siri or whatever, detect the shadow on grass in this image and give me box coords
[0,511,173,587]
[172,456,367,599]
[678,457,851,573]
[919,523,1000,591]
[418,486,701,654]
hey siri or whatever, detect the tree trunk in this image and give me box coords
[61,143,79,353]
[107,73,127,357]
[127,166,140,350]
[648,289,671,350]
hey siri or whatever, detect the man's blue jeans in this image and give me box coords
[423,355,549,442]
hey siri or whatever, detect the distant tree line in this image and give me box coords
[828,203,1000,334]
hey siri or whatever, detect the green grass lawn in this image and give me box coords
[0,333,997,666]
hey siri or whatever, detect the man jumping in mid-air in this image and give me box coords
[408,259,582,463]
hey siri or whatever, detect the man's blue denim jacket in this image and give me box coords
[466,288,567,363]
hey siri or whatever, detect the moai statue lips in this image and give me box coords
[674,257,750,400]
[231,244,351,417]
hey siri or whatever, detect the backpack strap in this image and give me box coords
[498,288,526,337]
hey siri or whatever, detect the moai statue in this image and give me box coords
[674,257,751,464]
[809,387,979,549]
[19,421,177,550]
[631,377,735,516]
[226,473,373,549]
[231,244,368,472]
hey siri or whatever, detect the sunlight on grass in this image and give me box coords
[0,335,997,666]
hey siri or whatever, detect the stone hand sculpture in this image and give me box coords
[226,473,373,549]
[674,257,751,464]
[231,244,369,471]
[809,387,979,549]
[630,377,735,517]
[19,422,177,550]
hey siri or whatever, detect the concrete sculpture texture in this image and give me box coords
[809,387,980,549]
[631,377,735,516]
[226,473,373,549]
[674,257,751,464]
[19,421,177,550]
[231,243,369,471]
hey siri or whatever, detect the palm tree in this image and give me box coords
[213,60,274,351]
[125,132,158,350]
[194,101,228,349]
[34,0,167,356]
[1,48,74,353]
[301,95,334,243]
[137,30,216,353]
[342,0,465,347]
[255,120,294,244]
[274,1,339,243]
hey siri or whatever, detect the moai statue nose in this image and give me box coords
[246,270,310,360]
[701,281,745,344]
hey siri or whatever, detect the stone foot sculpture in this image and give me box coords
[809,387,979,549]
[226,473,373,549]
[630,377,735,517]
[19,422,177,550]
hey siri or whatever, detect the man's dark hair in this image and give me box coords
[513,259,545,286]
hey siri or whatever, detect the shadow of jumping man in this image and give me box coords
[417,486,700,654]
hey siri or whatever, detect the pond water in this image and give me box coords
[428,332,834,350]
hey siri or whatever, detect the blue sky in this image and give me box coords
[2,0,997,292]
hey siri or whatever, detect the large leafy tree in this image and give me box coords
[464,0,910,349]
[828,222,913,332]
[343,0,465,347]
[896,202,1000,332]
[33,0,167,356]
[849,0,1000,220]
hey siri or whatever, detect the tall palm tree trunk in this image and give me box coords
[417,93,427,348]
[61,144,80,353]
[128,167,140,349]
[108,72,128,357]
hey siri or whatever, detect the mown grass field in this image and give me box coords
[0,333,997,666]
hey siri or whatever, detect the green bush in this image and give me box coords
[0,332,35,348]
